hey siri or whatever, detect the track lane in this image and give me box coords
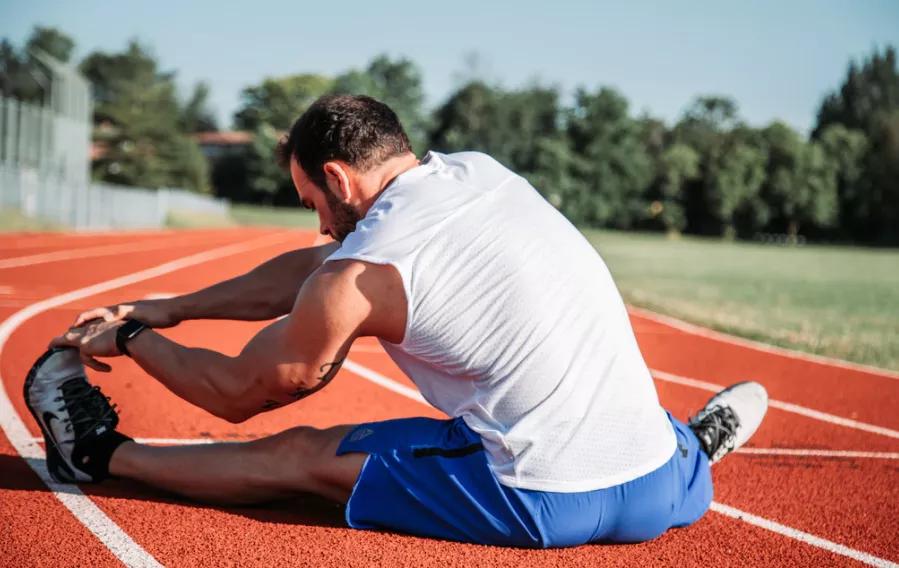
[0,229,238,260]
[631,315,899,430]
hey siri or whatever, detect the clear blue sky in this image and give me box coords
[2,0,898,133]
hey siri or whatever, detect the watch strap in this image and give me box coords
[116,319,149,357]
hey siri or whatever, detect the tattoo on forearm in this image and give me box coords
[260,357,345,411]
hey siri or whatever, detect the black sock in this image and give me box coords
[72,431,133,482]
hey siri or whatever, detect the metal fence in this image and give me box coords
[0,52,229,230]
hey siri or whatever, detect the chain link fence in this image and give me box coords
[0,52,228,230]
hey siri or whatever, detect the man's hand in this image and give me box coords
[50,320,126,372]
[73,299,179,329]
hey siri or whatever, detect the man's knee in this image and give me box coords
[244,425,360,500]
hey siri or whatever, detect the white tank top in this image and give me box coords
[326,151,676,492]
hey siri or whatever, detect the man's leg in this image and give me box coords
[109,425,366,505]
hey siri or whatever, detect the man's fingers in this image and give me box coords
[81,353,111,373]
[49,333,79,349]
[74,307,111,327]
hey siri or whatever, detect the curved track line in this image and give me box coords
[651,369,899,439]
[342,357,897,566]
[0,230,296,568]
[629,306,899,380]
[709,502,897,568]
[735,448,899,459]
[0,232,234,269]
[343,360,427,403]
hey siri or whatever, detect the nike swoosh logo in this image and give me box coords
[42,411,62,449]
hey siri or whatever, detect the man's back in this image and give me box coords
[328,151,676,492]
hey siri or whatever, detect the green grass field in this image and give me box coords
[585,230,899,371]
[0,209,65,232]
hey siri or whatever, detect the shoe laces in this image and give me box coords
[690,404,740,461]
[53,379,118,442]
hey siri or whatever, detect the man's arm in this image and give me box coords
[56,259,406,422]
[73,242,339,328]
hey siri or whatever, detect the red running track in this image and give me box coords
[0,228,896,567]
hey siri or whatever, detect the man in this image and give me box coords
[26,94,767,548]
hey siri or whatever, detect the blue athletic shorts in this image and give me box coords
[336,412,712,548]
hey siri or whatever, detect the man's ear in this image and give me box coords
[322,161,352,202]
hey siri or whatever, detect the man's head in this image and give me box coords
[277,94,415,242]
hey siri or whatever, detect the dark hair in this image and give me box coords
[277,94,412,188]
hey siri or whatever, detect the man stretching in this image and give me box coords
[26,94,767,548]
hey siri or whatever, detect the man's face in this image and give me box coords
[289,158,362,242]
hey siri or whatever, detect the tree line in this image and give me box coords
[2,27,897,244]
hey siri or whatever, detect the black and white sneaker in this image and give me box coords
[24,347,131,483]
[688,381,768,464]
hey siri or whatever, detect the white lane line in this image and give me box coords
[629,306,899,380]
[736,448,899,459]
[30,437,218,445]
[651,369,899,440]
[19,456,161,567]
[709,502,897,567]
[343,360,428,404]
[0,233,234,269]
[0,230,296,568]
[343,357,897,566]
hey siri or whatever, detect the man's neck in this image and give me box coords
[357,152,421,214]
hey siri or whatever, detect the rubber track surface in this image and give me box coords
[1,229,896,567]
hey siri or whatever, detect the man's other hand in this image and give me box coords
[73,300,178,329]
[50,320,126,372]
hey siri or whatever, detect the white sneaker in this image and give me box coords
[687,381,768,464]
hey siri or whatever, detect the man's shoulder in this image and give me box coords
[309,258,406,342]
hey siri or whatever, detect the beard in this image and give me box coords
[324,190,362,243]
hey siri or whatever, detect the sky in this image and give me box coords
[2,0,898,134]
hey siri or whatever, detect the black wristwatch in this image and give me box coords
[116,319,149,357]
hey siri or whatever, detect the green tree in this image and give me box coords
[233,73,332,131]
[180,81,218,133]
[672,95,743,235]
[332,55,429,153]
[760,122,838,239]
[655,143,700,234]
[80,41,208,192]
[498,85,562,174]
[814,46,899,136]
[814,46,899,243]
[818,125,868,241]
[429,80,503,156]
[708,138,768,239]
[565,87,654,229]
[863,110,899,242]
[246,122,294,204]
[527,136,591,223]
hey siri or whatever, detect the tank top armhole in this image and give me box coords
[323,252,414,348]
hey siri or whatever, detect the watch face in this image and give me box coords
[121,319,147,339]
[117,320,148,357]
